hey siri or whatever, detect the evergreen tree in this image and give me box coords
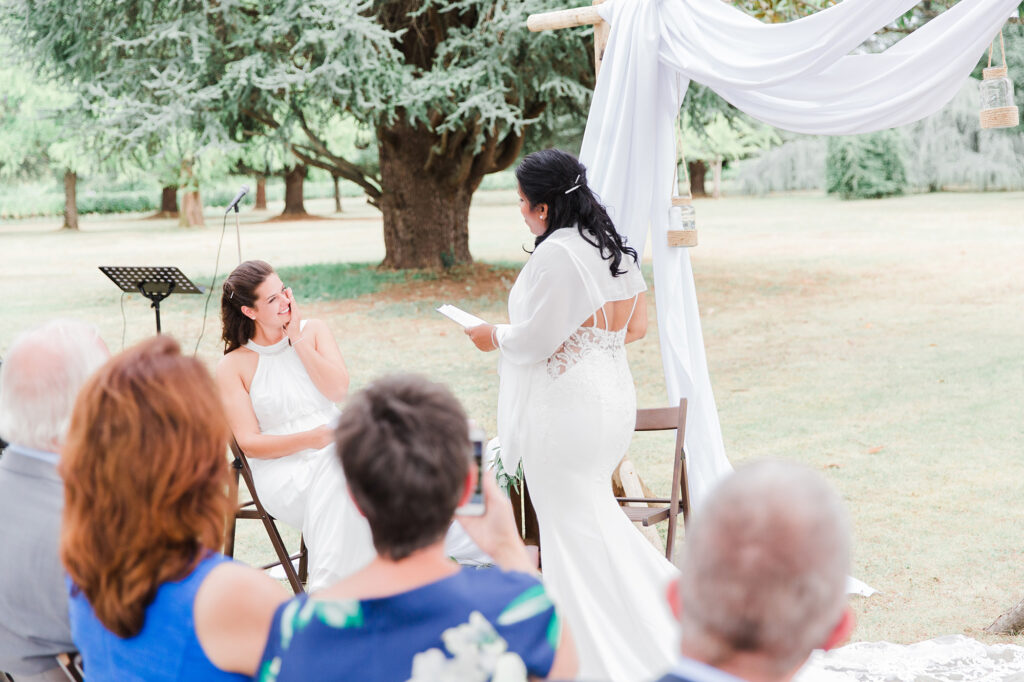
[1,0,594,267]
[0,64,95,229]
[825,130,908,199]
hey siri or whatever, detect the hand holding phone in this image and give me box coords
[456,422,486,516]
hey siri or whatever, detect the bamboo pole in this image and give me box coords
[527,5,602,32]
[593,0,610,77]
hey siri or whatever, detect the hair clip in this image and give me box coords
[564,174,582,194]
[229,290,234,299]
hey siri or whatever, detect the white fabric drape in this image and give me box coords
[580,0,1021,509]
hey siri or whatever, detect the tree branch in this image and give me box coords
[291,145,382,201]
[289,108,382,200]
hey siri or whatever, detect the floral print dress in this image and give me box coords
[257,567,560,682]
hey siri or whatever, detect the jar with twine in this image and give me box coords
[668,139,698,248]
[980,29,1019,129]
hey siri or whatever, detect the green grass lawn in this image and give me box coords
[1,189,1021,646]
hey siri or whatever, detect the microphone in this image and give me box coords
[225,185,250,214]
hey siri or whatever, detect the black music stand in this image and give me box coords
[100,266,204,335]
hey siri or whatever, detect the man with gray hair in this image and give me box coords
[658,460,856,682]
[0,320,109,681]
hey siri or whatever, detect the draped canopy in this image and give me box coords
[579,0,1021,507]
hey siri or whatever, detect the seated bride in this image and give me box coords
[216,260,485,591]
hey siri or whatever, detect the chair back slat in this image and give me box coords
[635,406,681,431]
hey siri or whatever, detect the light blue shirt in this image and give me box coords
[0,443,73,675]
[4,443,60,465]
[666,656,748,682]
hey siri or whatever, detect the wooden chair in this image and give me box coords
[55,652,85,682]
[223,439,308,594]
[615,399,690,562]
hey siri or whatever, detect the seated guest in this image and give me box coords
[0,320,108,681]
[62,336,290,680]
[658,461,856,682]
[258,374,577,681]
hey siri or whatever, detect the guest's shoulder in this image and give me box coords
[460,565,542,589]
[458,567,552,613]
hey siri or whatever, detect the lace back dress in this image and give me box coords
[527,320,678,681]
[496,229,677,681]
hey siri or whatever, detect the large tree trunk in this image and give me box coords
[688,160,708,197]
[179,191,206,227]
[282,165,308,216]
[255,175,267,210]
[62,169,78,230]
[378,123,473,269]
[333,175,342,213]
[160,186,178,214]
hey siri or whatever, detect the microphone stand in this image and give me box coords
[233,203,242,262]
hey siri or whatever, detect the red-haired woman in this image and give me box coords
[61,336,288,679]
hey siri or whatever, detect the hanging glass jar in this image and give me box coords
[667,196,698,247]
[979,31,1019,129]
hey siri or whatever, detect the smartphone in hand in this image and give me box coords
[457,423,486,516]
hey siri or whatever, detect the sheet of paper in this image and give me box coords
[436,304,487,328]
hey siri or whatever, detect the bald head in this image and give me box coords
[677,460,850,676]
[0,320,109,451]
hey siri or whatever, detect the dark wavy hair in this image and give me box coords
[60,336,234,638]
[221,260,275,354]
[516,148,638,277]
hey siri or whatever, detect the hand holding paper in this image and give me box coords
[436,304,487,328]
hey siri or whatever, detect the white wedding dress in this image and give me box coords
[496,229,678,681]
[797,635,1024,681]
[244,330,376,592]
[244,327,490,591]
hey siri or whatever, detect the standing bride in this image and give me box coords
[466,149,677,680]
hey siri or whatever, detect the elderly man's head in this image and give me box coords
[672,460,854,680]
[0,320,109,452]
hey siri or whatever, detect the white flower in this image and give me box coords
[406,612,528,682]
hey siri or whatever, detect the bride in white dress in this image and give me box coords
[217,261,488,591]
[216,260,376,591]
[466,149,678,681]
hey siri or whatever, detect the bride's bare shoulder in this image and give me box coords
[217,347,257,379]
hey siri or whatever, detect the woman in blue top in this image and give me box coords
[61,336,289,680]
[257,375,577,682]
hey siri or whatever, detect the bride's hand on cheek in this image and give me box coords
[283,288,303,340]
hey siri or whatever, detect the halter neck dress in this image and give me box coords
[243,326,375,591]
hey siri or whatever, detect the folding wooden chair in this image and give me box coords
[223,439,308,594]
[615,399,691,562]
[55,652,84,682]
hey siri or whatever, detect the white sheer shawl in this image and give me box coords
[494,227,646,472]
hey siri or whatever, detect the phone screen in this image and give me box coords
[457,431,486,516]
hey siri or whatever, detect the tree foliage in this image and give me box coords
[1,0,595,264]
[825,130,908,199]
